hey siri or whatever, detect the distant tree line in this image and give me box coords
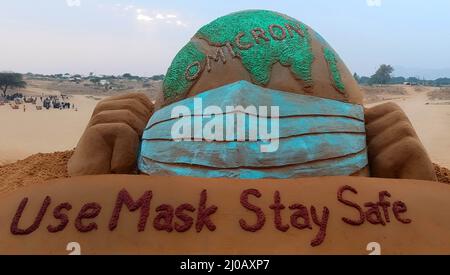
[24,72,165,82]
[354,64,450,86]
[0,71,166,96]
[149,74,165,81]
[121,73,164,81]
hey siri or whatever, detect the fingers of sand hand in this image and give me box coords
[106,93,154,113]
[371,137,436,180]
[370,137,418,179]
[368,121,417,157]
[108,123,140,174]
[365,110,411,139]
[107,95,154,122]
[68,125,114,176]
[93,98,152,124]
[401,152,437,181]
[364,102,403,122]
[89,109,147,136]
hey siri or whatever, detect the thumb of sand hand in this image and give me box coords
[68,93,154,176]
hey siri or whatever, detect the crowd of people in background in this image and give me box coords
[3,93,23,101]
[0,93,77,111]
[41,95,73,110]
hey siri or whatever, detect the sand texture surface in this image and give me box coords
[0,151,73,195]
[0,95,99,165]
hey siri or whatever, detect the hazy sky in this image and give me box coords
[1,0,449,76]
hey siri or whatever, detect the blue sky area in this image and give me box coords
[1,0,449,77]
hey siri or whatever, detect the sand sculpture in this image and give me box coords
[69,10,436,181]
[1,10,447,255]
[2,175,450,254]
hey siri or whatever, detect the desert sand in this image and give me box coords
[365,85,450,168]
[0,94,101,166]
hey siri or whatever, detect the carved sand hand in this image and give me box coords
[68,93,154,176]
[365,102,437,181]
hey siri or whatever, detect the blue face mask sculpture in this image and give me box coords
[138,81,368,179]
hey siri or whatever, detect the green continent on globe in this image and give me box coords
[163,41,206,100]
[163,10,317,101]
[323,47,345,94]
[313,30,346,94]
[196,10,314,86]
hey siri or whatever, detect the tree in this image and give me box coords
[389,76,406,84]
[434,78,450,86]
[407,77,420,84]
[353,73,360,83]
[369,64,394,85]
[149,74,165,81]
[90,77,101,85]
[0,73,27,97]
[358,76,370,85]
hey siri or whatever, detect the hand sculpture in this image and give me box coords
[68,93,154,176]
[365,102,436,181]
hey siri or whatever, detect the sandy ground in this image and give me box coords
[366,85,450,168]
[0,94,100,165]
